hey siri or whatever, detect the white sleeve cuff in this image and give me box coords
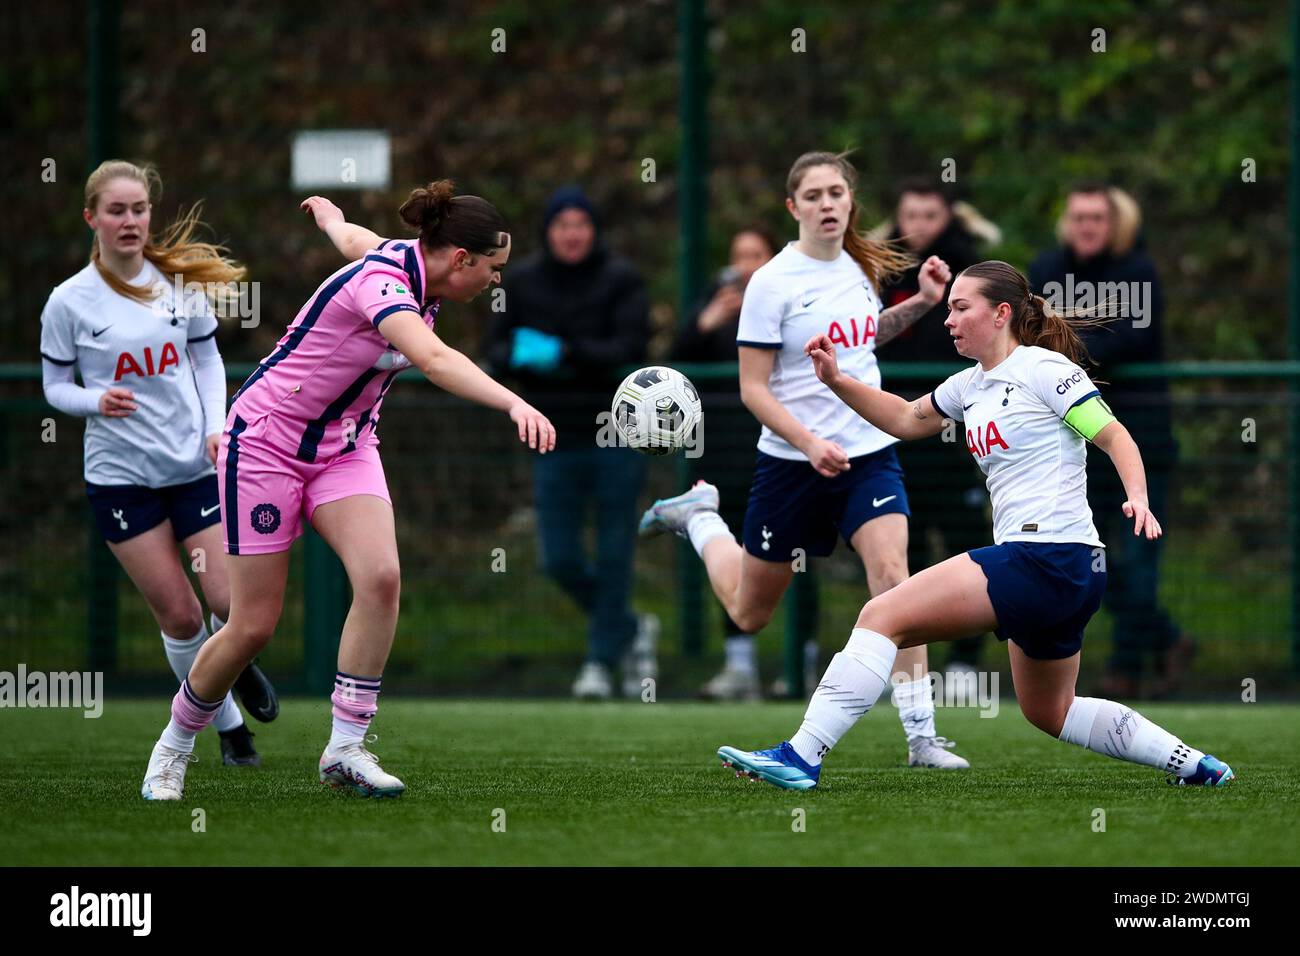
[42,359,104,417]
[188,337,228,435]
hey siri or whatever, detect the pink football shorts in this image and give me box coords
[217,412,391,555]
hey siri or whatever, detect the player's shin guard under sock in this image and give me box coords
[163,678,224,751]
[892,675,937,742]
[1058,696,1206,777]
[329,672,381,750]
[789,628,898,767]
[686,511,731,557]
[161,621,243,732]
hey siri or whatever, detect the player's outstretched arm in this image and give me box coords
[378,311,555,453]
[301,196,385,261]
[803,334,945,440]
[1093,420,1162,540]
[875,255,951,346]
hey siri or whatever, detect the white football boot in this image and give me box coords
[572,661,614,700]
[141,740,197,801]
[638,481,720,539]
[319,743,406,798]
[700,666,761,701]
[908,735,971,769]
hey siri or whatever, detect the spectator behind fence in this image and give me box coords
[1029,182,1192,698]
[485,185,656,700]
[872,178,998,676]
[671,228,822,700]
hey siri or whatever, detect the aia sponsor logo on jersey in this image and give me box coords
[825,316,877,350]
[113,343,180,381]
[966,421,1009,458]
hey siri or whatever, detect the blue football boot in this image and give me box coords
[1169,754,1234,787]
[718,741,820,790]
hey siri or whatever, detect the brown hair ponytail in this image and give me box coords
[786,150,915,288]
[1019,290,1092,366]
[84,160,246,306]
[399,179,509,256]
[958,260,1113,368]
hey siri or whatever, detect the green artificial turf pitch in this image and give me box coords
[3,700,1294,866]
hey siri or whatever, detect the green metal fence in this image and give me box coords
[1,360,1294,698]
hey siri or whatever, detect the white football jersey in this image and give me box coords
[737,243,896,460]
[39,261,220,487]
[931,345,1104,547]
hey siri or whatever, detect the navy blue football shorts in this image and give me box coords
[968,541,1107,660]
[86,474,221,544]
[742,446,910,563]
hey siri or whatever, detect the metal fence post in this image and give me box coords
[86,511,119,675]
[1291,0,1300,676]
[84,0,121,676]
[303,528,348,692]
[89,0,120,166]
[783,566,819,698]
[676,458,703,657]
[783,587,803,699]
[676,0,708,657]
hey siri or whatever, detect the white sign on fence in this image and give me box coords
[291,129,391,190]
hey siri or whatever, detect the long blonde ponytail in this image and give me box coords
[85,160,246,305]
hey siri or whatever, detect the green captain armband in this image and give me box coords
[1063,395,1116,441]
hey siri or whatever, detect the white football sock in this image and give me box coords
[162,621,243,733]
[329,715,366,752]
[686,511,731,557]
[160,718,197,753]
[789,628,898,767]
[724,635,756,673]
[212,694,244,732]
[893,676,937,742]
[209,612,226,635]
[1058,696,1205,777]
[161,622,209,683]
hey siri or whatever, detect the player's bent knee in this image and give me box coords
[241,631,274,659]
[221,620,274,658]
[872,565,908,594]
[855,598,898,638]
[356,563,401,609]
[159,607,205,640]
[1020,701,1069,738]
[731,605,775,635]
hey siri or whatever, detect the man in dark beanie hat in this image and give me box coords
[486,185,656,699]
